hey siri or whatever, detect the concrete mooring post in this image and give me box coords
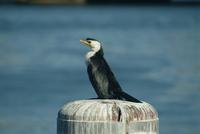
[57,99,159,134]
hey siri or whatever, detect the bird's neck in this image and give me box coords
[86,51,96,60]
[85,48,104,61]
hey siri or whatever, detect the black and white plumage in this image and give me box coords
[80,38,141,103]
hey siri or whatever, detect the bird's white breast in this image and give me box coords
[85,51,95,64]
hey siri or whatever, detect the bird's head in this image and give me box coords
[80,38,102,52]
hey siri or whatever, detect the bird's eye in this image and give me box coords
[87,41,91,43]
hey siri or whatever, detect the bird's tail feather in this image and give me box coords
[119,91,142,103]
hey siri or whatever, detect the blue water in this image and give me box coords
[0,5,200,134]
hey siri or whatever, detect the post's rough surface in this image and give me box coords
[57,99,159,134]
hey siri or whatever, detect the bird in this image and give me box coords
[80,38,141,103]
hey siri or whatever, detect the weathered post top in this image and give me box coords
[57,99,159,134]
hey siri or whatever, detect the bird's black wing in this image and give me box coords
[99,57,141,103]
[87,55,121,98]
[88,55,141,102]
[100,57,123,92]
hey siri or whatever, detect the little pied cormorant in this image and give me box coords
[80,38,141,103]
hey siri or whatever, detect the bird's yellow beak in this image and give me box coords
[80,39,91,47]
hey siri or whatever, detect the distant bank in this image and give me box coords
[16,0,85,5]
[0,0,200,5]
[15,0,170,5]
